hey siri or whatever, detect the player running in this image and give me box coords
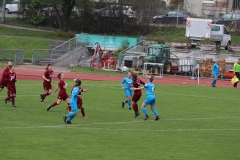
[4,65,17,107]
[131,73,145,118]
[40,64,54,103]
[47,73,70,111]
[63,79,81,124]
[0,61,12,98]
[131,76,160,121]
[120,71,133,110]
[66,79,90,118]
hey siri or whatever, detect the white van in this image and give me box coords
[5,0,20,14]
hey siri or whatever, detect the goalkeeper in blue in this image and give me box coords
[131,75,160,121]
[212,61,219,87]
[120,71,133,110]
[63,79,81,124]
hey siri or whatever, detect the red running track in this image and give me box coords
[0,68,233,88]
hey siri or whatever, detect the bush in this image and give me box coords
[55,30,75,38]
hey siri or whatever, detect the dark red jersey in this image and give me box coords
[43,69,54,83]
[1,66,9,81]
[58,80,66,92]
[6,71,17,84]
[133,78,145,94]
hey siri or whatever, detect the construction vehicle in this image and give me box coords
[142,44,173,74]
[91,42,117,69]
[122,43,175,74]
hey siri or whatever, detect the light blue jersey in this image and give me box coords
[145,82,155,96]
[212,63,219,74]
[70,86,80,103]
[120,77,133,89]
[121,77,133,97]
[143,82,156,106]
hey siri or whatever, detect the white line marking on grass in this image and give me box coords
[72,128,240,132]
[0,117,239,130]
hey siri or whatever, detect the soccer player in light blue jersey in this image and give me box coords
[63,79,81,124]
[131,75,160,121]
[120,71,133,110]
[212,61,219,87]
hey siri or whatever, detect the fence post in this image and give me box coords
[15,50,17,64]
[32,50,34,64]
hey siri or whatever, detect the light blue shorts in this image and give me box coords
[143,95,156,106]
[70,102,78,112]
[124,89,132,97]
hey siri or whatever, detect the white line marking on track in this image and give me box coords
[0,117,239,130]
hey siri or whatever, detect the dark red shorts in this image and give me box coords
[0,79,7,88]
[43,82,52,90]
[7,84,16,94]
[77,98,83,108]
[132,93,142,102]
[58,92,69,101]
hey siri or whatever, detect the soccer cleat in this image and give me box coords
[144,115,149,120]
[134,112,140,118]
[12,105,16,107]
[47,105,51,111]
[155,116,160,121]
[83,116,88,118]
[63,116,67,123]
[212,85,216,87]
[4,98,7,104]
[66,121,72,124]
[129,107,132,110]
[122,102,125,108]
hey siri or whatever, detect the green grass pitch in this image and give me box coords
[0,80,239,160]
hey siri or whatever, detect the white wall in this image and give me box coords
[184,0,233,17]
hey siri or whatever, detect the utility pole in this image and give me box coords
[1,0,6,23]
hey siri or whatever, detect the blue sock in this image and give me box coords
[66,112,75,119]
[68,114,76,121]
[151,108,159,116]
[128,100,131,107]
[142,107,148,116]
[124,100,128,103]
[214,79,217,85]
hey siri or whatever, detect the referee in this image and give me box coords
[233,59,240,88]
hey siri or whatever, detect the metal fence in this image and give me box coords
[0,49,24,64]
[118,40,146,68]
[32,34,87,65]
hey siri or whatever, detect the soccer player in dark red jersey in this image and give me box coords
[40,64,54,103]
[4,65,17,107]
[47,73,70,111]
[67,79,90,118]
[0,61,12,98]
[131,73,145,118]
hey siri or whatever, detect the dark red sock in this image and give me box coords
[81,108,85,117]
[42,94,47,101]
[7,90,10,97]
[12,96,15,106]
[50,102,58,108]
[133,103,139,114]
